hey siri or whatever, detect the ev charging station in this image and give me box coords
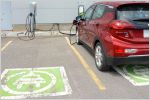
[29,1,37,32]
[78,5,85,16]
[17,1,37,40]
[17,1,81,43]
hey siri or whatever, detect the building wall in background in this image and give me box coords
[0,0,2,30]
[11,0,107,24]
[9,0,147,24]
[1,0,13,30]
[12,0,78,24]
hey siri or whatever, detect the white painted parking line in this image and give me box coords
[65,37,106,90]
[113,65,149,86]
[1,41,13,52]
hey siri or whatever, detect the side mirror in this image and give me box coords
[73,15,83,25]
[76,16,81,21]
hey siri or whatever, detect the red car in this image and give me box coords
[74,1,149,71]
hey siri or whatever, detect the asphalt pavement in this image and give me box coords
[1,36,149,99]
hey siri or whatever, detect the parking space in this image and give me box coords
[73,40,149,98]
[1,36,149,99]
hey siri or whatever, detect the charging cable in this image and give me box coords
[17,13,77,44]
[17,13,36,41]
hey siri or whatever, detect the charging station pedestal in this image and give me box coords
[78,5,84,16]
[29,2,37,33]
[17,1,37,40]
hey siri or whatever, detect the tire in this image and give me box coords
[76,31,82,45]
[94,42,110,71]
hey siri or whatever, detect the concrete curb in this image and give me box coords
[1,31,76,37]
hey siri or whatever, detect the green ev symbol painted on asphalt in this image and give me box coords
[114,65,149,86]
[14,71,47,90]
[0,67,72,99]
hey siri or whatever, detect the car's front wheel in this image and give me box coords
[95,42,110,71]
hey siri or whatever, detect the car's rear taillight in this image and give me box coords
[110,29,132,38]
[109,20,135,30]
[109,20,135,39]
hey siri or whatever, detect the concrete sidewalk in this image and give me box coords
[1,31,76,37]
[1,23,76,37]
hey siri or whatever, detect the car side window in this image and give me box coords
[84,5,95,20]
[92,4,105,19]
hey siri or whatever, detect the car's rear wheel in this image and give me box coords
[76,31,82,45]
[95,42,110,71]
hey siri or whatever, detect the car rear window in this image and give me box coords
[117,3,149,22]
